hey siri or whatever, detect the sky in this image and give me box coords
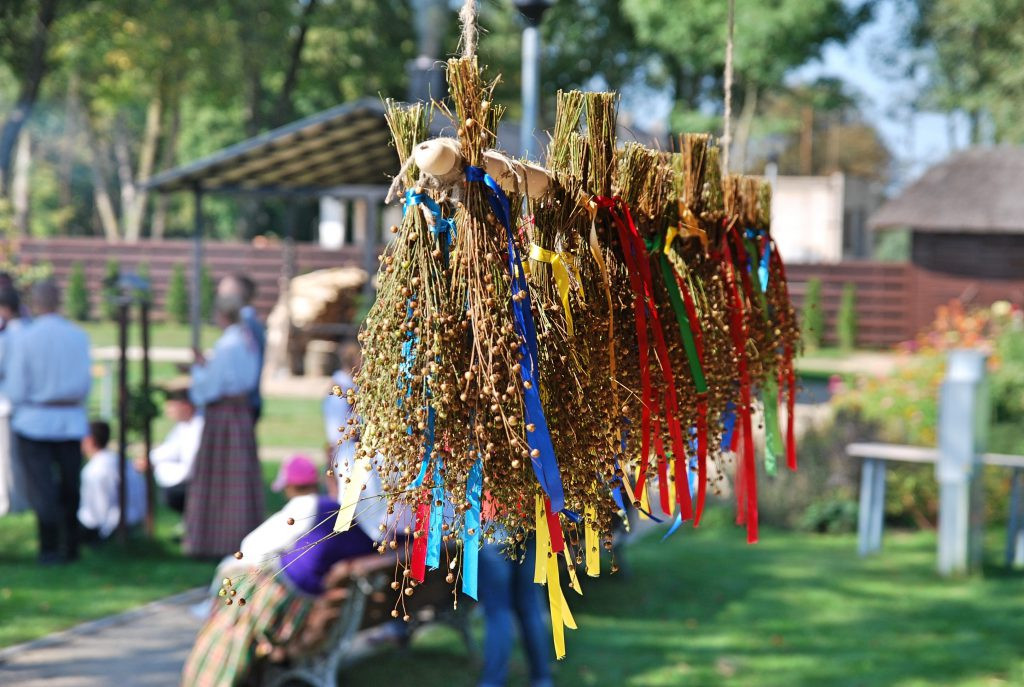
[791,0,969,188]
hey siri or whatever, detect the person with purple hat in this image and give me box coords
[183,454,378,687]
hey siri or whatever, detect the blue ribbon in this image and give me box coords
[465,165,565,512]
[405,189,457,265]
[426,449,444,569]
[462,458,483,599]
[721,402,737,451]
[662,457,698,540]
[744,228,771,291]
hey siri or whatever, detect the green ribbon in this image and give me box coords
[648,234,707,394]
[743,235,783,475]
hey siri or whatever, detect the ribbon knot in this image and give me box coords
[529,244,584,336]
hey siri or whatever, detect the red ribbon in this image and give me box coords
[673,269,709,523]
[545,497,565,553]
[411,498,430,582]
[720,226,758,544]
[769,244,798,471]
[596,196,693,521]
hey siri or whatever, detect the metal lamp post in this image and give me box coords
[514,0,553,161]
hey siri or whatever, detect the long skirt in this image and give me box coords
[185,397,264,558]
[0,405,27,516]
[182,572,314,687]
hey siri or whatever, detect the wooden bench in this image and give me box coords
[260,552,474,687]
[846,442,1024,566]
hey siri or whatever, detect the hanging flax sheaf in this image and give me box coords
[339,9,801,659]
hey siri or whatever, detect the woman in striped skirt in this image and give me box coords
[185,293,264,558]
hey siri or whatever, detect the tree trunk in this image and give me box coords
[12,131,31,236]
[272,0,318,127]
[152,97,181,240]
[57,75,79,232]
[123,96,163,241]
[84,123,120,241]
[0,0,59,196]
[732,80,758,174]
[800,106,814,176]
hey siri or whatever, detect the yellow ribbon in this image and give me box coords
[584,505,599,577]
[677,202,709,250]
[535,495,576,659]
[333,455,370,533]
[664,224,679,254]
[529,243,583,336]
[534,495,549,584]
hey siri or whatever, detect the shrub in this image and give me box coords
[101,258,120,321]
[801,278,823,351]
[66,262,90,321]
[837,282,857,350]
[799,498,859,534]
[833,301,1024,525]
[200,266,215,323]
[134,261,152,304]
[166,264,189,324]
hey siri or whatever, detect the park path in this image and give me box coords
[0,588,205,686]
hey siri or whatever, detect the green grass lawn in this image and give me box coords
[80,320,220,349]
[345,521,1024,687]
[0,461,284,648]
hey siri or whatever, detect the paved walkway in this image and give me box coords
[0,589,206,686]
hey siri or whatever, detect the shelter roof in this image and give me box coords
[870,146,1024,233]
[145,99,395,194]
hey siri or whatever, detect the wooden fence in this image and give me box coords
[15,237,362,319]
[12,239,1024,347]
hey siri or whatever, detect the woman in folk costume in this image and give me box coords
[182,455,383,686]
[185,292,264,558]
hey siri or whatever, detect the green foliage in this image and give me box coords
[66,262,90,321]
[837,282,857,351]
[874,228,911,262]
[834,302,1024,525]
[165,263,189,324]
[123,384,159,439]
[911,0,1024,144]
[200,265,214,323]
[624,0,871,133]
[799,498,859,534]
[801,278,824,351]
[100,258,120,321]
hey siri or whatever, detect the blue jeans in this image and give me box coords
[477,540,553,687]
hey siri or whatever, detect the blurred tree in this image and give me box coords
[753,79,892,181]
[101,257,120,321]
[66,261,90,321]
[0,0,60,198]
[166,263,189,324]
[623,0,873,147]
[907,0,1024,143]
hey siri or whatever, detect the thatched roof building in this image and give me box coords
[870,147,1024,234]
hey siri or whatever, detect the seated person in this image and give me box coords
[182,454,380,687]
[78,420,146,541]
[136,378,203,514]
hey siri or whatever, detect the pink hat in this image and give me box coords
[272,454,320,492]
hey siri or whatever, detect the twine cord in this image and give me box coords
[722,0,735,175]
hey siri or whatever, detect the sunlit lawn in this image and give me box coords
[0,462,285,648]
[345,518,1024,687]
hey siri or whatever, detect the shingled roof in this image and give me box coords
[870,146,1024,233]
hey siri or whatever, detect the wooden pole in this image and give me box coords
[141,297,154,537]
[116,299,129,543]
[936,349,988,576]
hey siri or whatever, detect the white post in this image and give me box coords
[936,349,988,576]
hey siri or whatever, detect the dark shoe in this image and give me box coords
[38,552,66,566]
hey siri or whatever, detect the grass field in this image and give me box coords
[0,461,284,648]
[344,520,1024,687]
[80,321,221,349]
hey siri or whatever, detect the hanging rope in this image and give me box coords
[722,0,735,175]
[460,0,478,58]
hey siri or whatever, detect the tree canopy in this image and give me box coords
[0,0,876,240]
